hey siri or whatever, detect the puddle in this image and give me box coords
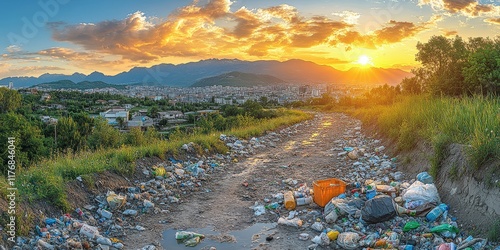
[162,223,277,249]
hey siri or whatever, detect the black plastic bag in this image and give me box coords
[361,196,396,223]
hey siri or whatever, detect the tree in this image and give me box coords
[116,116,126,130]
[0,88,22,113]
[0,113,46,172]
[149,106,159,118]
[56,117,82,153]
[415,35,468,96]
[126,127,145,146]
[400,77,422,95]
[88,117,122,149]
[463,43,500,95]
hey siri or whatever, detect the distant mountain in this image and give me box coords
[0,59,412,88]
[33,80,127,90]
[191,71,287,87]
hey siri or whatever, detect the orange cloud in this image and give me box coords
[443,30,458,36]
[47,0,429,62]
[485,18,500,25]
[334,20,427,49]
[419,0,499,17]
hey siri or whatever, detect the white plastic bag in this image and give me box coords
[402,181,441,205]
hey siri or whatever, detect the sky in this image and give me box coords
[1,0,499,79]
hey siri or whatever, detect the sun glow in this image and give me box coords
[357,55,372,66]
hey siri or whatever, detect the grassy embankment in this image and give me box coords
[0,109,311,234]
[351,95,500,179]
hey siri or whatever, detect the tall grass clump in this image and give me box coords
[353,95,500,174]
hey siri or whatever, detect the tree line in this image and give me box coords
[402,35,500,96]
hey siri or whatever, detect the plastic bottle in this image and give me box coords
[426,203,448,222]
[294,191,305,198]
[296,197,312,206]
[403,221,420,232]
[284,191,296,210]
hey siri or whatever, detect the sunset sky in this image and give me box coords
[1,0,499,79]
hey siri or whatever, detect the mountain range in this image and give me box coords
[0,59,412,88]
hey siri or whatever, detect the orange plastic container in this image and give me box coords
[312,178,346,207]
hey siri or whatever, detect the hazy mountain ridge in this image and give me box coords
[1,59,412,88]
[191,71,287,87]
[33,80,127,90]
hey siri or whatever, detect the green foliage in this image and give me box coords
[56,117,83,153]
[353,95,500,173]
[429,133,450,178]
[126,127,146,146]
[88,117,123,149]
[0,88,22,113]
[411,35,500,96]
[488,219,500,242]
[0,113,46,172]
[463,42,500,95]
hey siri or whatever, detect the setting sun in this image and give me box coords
[357,55,372,66]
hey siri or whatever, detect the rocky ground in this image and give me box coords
[4,112,499,250]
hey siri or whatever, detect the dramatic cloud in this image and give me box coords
[47,0,427,62]
[419,0,499,17]
[334,20,427,49]
[485,18,500,25]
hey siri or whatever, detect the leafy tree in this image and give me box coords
[0,88,22,113]
[0,113,46,172]
[116,116,126,130]
[126,127,145,146]
[463,43,500,95]
[56,117,82,152]
[88,117,122,149]
[149,106,159,118]
[400,77,422,95]
[72,112,95,140]
[415,35,468,96]
[220,105,241,117]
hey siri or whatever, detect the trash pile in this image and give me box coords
[10,121,307,250]
[248,124,497,249]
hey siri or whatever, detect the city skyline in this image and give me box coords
[1,0,499,79]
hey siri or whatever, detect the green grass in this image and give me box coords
[352,95,500,176]
[488,219,500,242]
[4,109,312,213]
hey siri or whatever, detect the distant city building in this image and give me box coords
[40,93,51,102]
[158,111,184,119]
[100,108,129,125]
[127,116,153,129]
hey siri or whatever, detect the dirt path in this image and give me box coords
[124,112,369,249]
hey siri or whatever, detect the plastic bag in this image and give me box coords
[106,191,127,210]
[277,217,303,228]
[417,172,434,184]
[325,198,359,216]
[361,196,397,224]
[402,181,441,205]
[337,232,360,250]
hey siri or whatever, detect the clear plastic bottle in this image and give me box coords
[296,197,312,206]
[426,203,448,222]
